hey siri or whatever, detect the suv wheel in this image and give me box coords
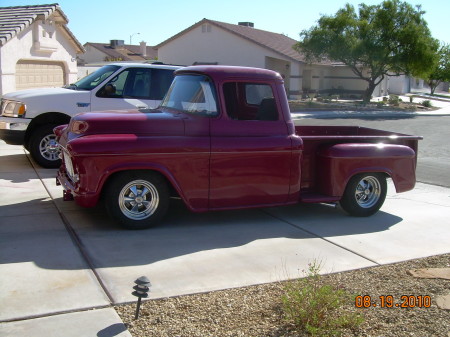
[29,124,61,168]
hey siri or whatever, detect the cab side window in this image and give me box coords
[223,82,278,121]
[97,68,174,99]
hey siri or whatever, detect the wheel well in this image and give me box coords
[347,171,390,183]
[101,169,180,201]
[24,112,71,148]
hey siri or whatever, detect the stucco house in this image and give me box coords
[0,4,84,96]
[156,18,384,99]
[80,40,157,64]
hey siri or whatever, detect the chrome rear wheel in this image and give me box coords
[340,173,387,217]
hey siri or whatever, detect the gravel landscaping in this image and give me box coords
[115,253,449,337]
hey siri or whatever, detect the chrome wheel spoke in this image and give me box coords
[129,185,139,197]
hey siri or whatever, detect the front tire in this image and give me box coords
[104,171,169,229]
[339,173,387,217]
[29,124,61,168]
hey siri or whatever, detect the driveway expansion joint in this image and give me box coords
[260,209,382,266]
[0,305,112,324]
[26,151,115,305]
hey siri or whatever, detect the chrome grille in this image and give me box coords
[63,149,75,182]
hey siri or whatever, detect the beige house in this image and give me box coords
[80,40,158,64]
[0,4,84,95]
[156,19,383,99]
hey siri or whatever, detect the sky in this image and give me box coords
[2,0,449,46]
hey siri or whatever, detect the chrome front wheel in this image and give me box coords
[105,171,169,229]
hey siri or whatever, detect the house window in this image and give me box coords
[201,24,211,33]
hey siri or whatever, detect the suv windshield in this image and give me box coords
[68,65,120,90]
[160,75,218,117]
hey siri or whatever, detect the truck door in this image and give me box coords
[209,81,292,208]
[90,67,174,111]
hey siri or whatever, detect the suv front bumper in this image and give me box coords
[0,117,31,145]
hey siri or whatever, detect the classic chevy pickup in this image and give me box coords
[56,66,422,229]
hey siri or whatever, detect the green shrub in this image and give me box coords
[422,100,432,108]
[388,95,400,106]
[281,261,364,336]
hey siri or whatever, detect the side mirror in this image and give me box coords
[104,83,116,96]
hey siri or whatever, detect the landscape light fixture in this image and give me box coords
[132,276,151,319]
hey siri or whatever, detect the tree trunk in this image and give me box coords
[428,80,440,95]
[363,81,377,103]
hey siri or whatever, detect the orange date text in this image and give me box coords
[355,295,431,308]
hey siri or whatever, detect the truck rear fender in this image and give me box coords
[317,143,417,197]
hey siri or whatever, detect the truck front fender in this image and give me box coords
[317,143,417,197]
[94,161,208,213]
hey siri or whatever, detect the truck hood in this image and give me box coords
[68,109,185,138]
[3,87,83,101]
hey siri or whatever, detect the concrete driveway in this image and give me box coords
[1,140,449,336]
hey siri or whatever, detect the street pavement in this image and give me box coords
[1,98,450,336]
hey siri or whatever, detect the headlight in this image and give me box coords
[1,99,26,117]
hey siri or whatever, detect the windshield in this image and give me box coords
[69,65,120,90]
[160,75,218,117]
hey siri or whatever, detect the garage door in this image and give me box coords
[15,60,65,90]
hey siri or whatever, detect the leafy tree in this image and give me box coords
[425,44,450,95]
[294,0,439,102]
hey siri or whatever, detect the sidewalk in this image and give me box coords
[292,93,450,119]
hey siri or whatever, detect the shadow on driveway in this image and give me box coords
[0,198,403,270]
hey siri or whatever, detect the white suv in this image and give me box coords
[0,63,180,167]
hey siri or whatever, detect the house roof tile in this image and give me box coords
[86,42,158,61]
[0,3,84,53]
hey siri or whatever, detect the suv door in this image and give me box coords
[90,67,175,111]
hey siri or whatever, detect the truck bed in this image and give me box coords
[296,125,422,139]
[295,125,423,195]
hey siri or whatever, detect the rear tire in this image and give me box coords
[104,171,169,229]
[339,173,387,217]
[29,124,61,168]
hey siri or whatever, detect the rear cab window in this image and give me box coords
[223,82,278,121]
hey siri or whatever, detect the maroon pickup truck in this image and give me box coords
[56,66,422,229]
